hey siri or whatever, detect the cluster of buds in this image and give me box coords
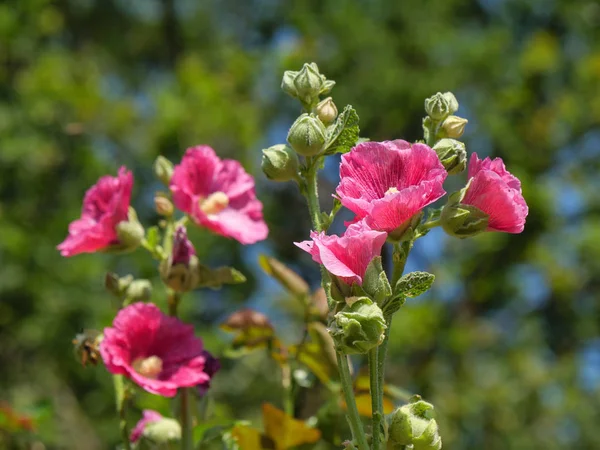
[423,91,468,174]
[262,63,342,181]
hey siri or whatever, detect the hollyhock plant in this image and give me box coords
[170,146,268,245]
[295,220,387,285]
[336,140,447,235]
[462,153,528,233]
[57,167,133,257]
[130,410,163,443]
[99,302,215,397]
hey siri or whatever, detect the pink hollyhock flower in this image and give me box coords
[100,302,216,397]
[336,140,447,234]
[130,410,163,443]
[170,146,268,245]
[462,153,528,233]
[295,220,387,285]
[172,225,195,265]
[57,167,133,257]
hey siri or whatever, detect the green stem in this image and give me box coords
[369,347,383,450]
[113,375,131,450]
[167,290,181,317]
[180,388,194,450]
[337,353,369,450]
[303,159,368,448]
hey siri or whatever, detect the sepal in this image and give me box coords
[330,297,386,354]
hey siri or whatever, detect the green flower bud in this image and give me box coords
[388,396,441,450]
[424,91,458,120]
[125,279,152,302]
[154,193,174,217]
[440,115,468,139]
[115,207,145,252]
[281,62,335,104]
[141,417,181,447]
[330,297,386,354]
[261,144,299,182]
[281,69,300,98]
[442,91,459,114]
[159,255,200,293]
[287,114,327,156]
[315,97,338,124]
[432,138,467,175]
[440,182,489,238]
[154,156,174,186]
[104,272,134,297]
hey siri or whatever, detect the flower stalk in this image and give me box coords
[114,374,131,450]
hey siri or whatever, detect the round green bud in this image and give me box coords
[432,138,467,175]
[442,91,459,114]
[261,144,299,182]
[125,279,152,302]
[141,417,181,446]
[293,63,324,104]
[425,91,459,121]
[287,114,327,157]
[330,297,386,354]
[389,398,441,450]
[114,208,145,252]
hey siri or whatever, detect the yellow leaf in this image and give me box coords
[259,255,309,295]
[262,403,321,450]
[231,424,263,450]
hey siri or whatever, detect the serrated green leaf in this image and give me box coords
[395,271,435,298]
[324,105,360,155]
[382,294,406,318]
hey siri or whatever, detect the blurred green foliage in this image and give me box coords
[1,0,600,449]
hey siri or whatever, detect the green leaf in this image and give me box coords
[146,225,160,249]
[382,294,406,318]
[259,255,309,295]
[289,322,338,385]
[395,271,435,298]
[197,265,247,290]
[324,105,360,155]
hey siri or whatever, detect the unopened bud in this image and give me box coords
[432,138,467,175]
[160,226,199,292]
[425,91,458,121]
[440,115,468,139]
[261,144,299,182]
[330,297,386,354]
[141,417,181,445]
[115,208,145,251]
[315,97,338,124]
[389,396,441,450]
[153,156,174,186]
[440,183,489,238]
[154,194,174,217]
[104,272,133,297]
[125,279,152,302]
[287,114,327,157]
[293,63,325,104]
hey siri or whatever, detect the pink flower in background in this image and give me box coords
[172,225,195,265]
[336,140,447,233]
[130,410,162,443]
[462,153,528,233]
[170,146,268,245]
[295,220,387,285]
[57,167,133,257]
[100,303,215,397]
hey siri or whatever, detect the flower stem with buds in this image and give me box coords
[303,160,369,450]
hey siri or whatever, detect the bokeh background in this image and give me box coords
[2,0,600,449]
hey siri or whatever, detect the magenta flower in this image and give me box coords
[462,153,528,233]
[130,410,163,443]
[336,140,447,234]
[100,302,215,397]
[295,220,387,285]
[170,146,268,245]
[57,167,133,257]
[172,225,195,265]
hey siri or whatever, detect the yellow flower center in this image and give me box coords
[385,187,399,195]
[132,355,163,379]
[199,191,229,216]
